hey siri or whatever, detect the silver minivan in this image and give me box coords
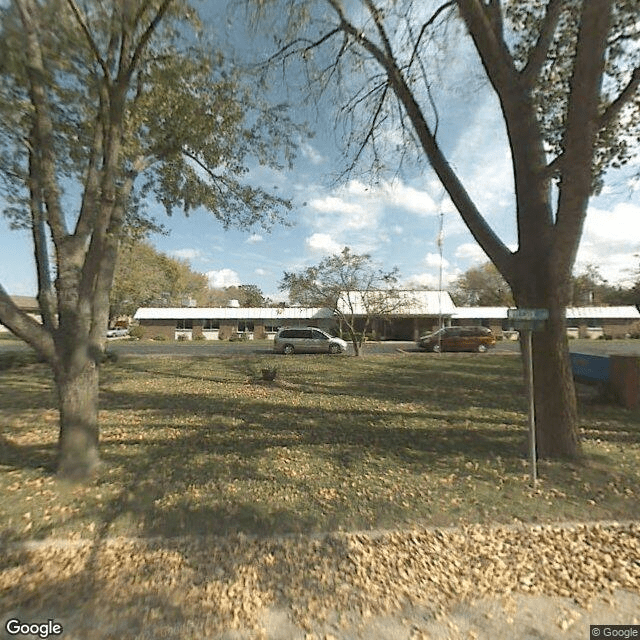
[273,327,348,355]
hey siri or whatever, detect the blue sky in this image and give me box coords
[2,1,639,302]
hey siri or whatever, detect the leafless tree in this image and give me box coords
[254,0,640,459]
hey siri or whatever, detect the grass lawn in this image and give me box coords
[1,352,639,543]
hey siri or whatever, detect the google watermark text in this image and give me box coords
[4,618,63,638]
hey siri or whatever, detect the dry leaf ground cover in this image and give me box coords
[1,351,640,638]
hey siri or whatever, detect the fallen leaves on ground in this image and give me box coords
[2,521,639,639]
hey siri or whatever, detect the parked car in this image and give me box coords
[106,327,129,338]
[273,327,348,355]
[417,326,495,353]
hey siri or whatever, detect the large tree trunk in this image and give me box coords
[531,305,581,459]
[515,268,582,460]
[54,353,101,480]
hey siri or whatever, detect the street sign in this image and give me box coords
[507,308,550,487]
[507,308,549,321]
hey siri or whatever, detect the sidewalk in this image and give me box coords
[2,522,639,639]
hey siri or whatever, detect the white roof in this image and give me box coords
[134,307,334,321]
[566,306,640,319]
[453,306,640,320]
[337,290,456,316]
[453,307,514,319]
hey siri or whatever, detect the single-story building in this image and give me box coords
[336,290,456,341]
[132,297,640,342]
[453,306,640,339]
[133,306,336,341]
[452,306,511,337]
[564,306,640,339]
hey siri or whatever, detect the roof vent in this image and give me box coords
[228,299,240,308]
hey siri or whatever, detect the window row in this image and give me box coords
[175,320,280,332]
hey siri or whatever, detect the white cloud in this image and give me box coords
[206,268,240,288]
[584,202,640,245]
[169,248,202,261]
[575,241,639,286]
[424,252,450,269]
[308,195,370,230]
[576,201,640,285]
[305,233,341,254]
[454,242,487,263]
[404,269,459,289]
[301,143,326,165]
[381,181,438,216]
[255,268,268,276]
[246,234,263,244]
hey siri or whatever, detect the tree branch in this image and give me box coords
[407,0,456,72]
[28,137,57,331]
[555,0,613,269]
[455,0,518,93]
[362,0,395,59]
[125,0,175,82]
[599,65,640,130]
[521,0,564,86]
[324,0,513,275]
[0,285,55,361]
[74,111,104,240]
[485,0,504,41]
[15,0,69,245]
[64,0,111,81]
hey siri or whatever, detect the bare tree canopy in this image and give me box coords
[280,246,400,355]
[254,0,640,459]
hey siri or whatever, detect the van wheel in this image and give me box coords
[283,344,295,355]
[432,344,441,353]
[477,344,487,353]
[329,343,341,354]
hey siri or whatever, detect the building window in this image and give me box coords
[203,319,219,330]
[238,321,254,333]
[264,324,280,333]
[176,319,193,330]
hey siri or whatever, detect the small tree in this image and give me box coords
[280,247,400,355]
[451,262,514,306]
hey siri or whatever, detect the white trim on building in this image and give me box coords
[133,307,334,321]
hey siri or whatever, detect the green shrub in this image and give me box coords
[152,335,167,341]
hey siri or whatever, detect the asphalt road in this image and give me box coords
[104,338,522,357]
[2,336,640,356]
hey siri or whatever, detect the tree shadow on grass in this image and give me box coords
[0,435,57,473]
[2,353,639,546]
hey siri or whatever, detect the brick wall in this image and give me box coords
[139,319,175,340]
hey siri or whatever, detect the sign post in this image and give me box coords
[507,308,550,487]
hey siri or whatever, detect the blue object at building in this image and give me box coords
[570,353,610,383]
